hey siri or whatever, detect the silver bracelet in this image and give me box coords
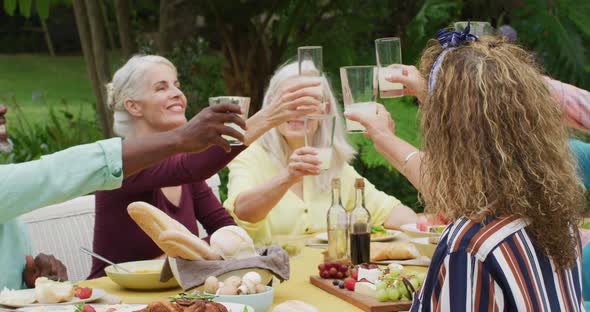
[402,151,419,173]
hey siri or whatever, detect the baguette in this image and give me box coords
[128,201,193,238]
[370,242,420,262]
[159,230,221,260]
[127,201,220,260]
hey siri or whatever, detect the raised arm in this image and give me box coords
[243,79,323,145]
[120,146,244,194]
[229,146,321,223]
[0,103,245,223]
[544,76,590,133]
[121,102,246,177]
[345,104,425,193]
[344,65,427,193]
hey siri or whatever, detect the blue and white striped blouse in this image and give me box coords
[410,215,584,311]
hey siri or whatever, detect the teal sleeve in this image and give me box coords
[570,139,590,188]
[0,138,123,224]
[583,244,590,307]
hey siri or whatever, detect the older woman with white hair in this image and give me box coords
[88,55,321,278]
[224,62,417,244]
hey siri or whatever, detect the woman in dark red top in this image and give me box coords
[89,55,321,278]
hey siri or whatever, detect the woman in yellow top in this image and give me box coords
[224,62,417,243]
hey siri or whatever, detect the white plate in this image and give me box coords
[373,255,432,267]
[16,304,146,312]
[314,229,401,242]
[400,223,441,238]
[218,302,255,312]
[0,288,106,308]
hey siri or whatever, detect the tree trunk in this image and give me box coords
[72,0,114,138]
[114,0,135,59]
[218,24,283,114]
[158,0,173,53]
[99,0,117,51]
[39,17,55,57]
[85,0,113,137]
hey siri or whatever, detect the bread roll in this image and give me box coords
[127,201,221,260]
[209,226,257,260]
[370,242,420,261]
[159,230,221,260]
[34,277,74,304]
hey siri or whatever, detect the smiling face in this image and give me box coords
[128,63,188,133]
[275,76,329,144]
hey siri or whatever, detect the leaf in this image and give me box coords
[404,0,463,63]
[36,0,51,20]
[4,0,17,15]
[565,1,590,38]
[18,0,32,18]
[75,303,85,312]
[512,0,590,88]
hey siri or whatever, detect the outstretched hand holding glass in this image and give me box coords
[375,37,403,98]
[340,66,378,133]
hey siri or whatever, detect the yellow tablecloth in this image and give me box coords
[80,247,365,311]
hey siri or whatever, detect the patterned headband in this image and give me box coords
[428,21,479,94]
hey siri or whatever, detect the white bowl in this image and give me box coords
[105,260,179,290]
[213,286,273,312]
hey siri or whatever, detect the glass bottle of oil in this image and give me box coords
[327,178,348,262]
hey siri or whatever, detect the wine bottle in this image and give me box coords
[350,178,371,265]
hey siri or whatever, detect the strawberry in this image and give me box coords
[416,221,428,232]
[344,278,356,291]
[83,305,96,312]
[74,287,93,299]
[351,268,358,280]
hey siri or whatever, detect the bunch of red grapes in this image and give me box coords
[318,261,350,279]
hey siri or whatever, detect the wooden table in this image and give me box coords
[80,247,365,311]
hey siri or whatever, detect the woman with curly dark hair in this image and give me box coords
[347,25,585,311]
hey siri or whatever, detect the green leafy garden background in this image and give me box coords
[2,0,590,212]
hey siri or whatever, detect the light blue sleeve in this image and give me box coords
[0,138,123,224]
[583,244,590,310]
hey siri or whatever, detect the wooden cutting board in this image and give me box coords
[309,276,413,312]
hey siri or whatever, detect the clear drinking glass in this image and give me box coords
[453,21,494,37]
[304,115,335,170]
[375,37,403,98]
[208,96,250,146]
[273,234,307,258]
[340,66,377,133]
[298,46,326,115]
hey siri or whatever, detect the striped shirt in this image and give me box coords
[410,215,584,311]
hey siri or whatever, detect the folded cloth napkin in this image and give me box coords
[160,245,289,290]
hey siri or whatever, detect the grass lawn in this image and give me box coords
[0,54,97,126]
[0,53,129,129]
